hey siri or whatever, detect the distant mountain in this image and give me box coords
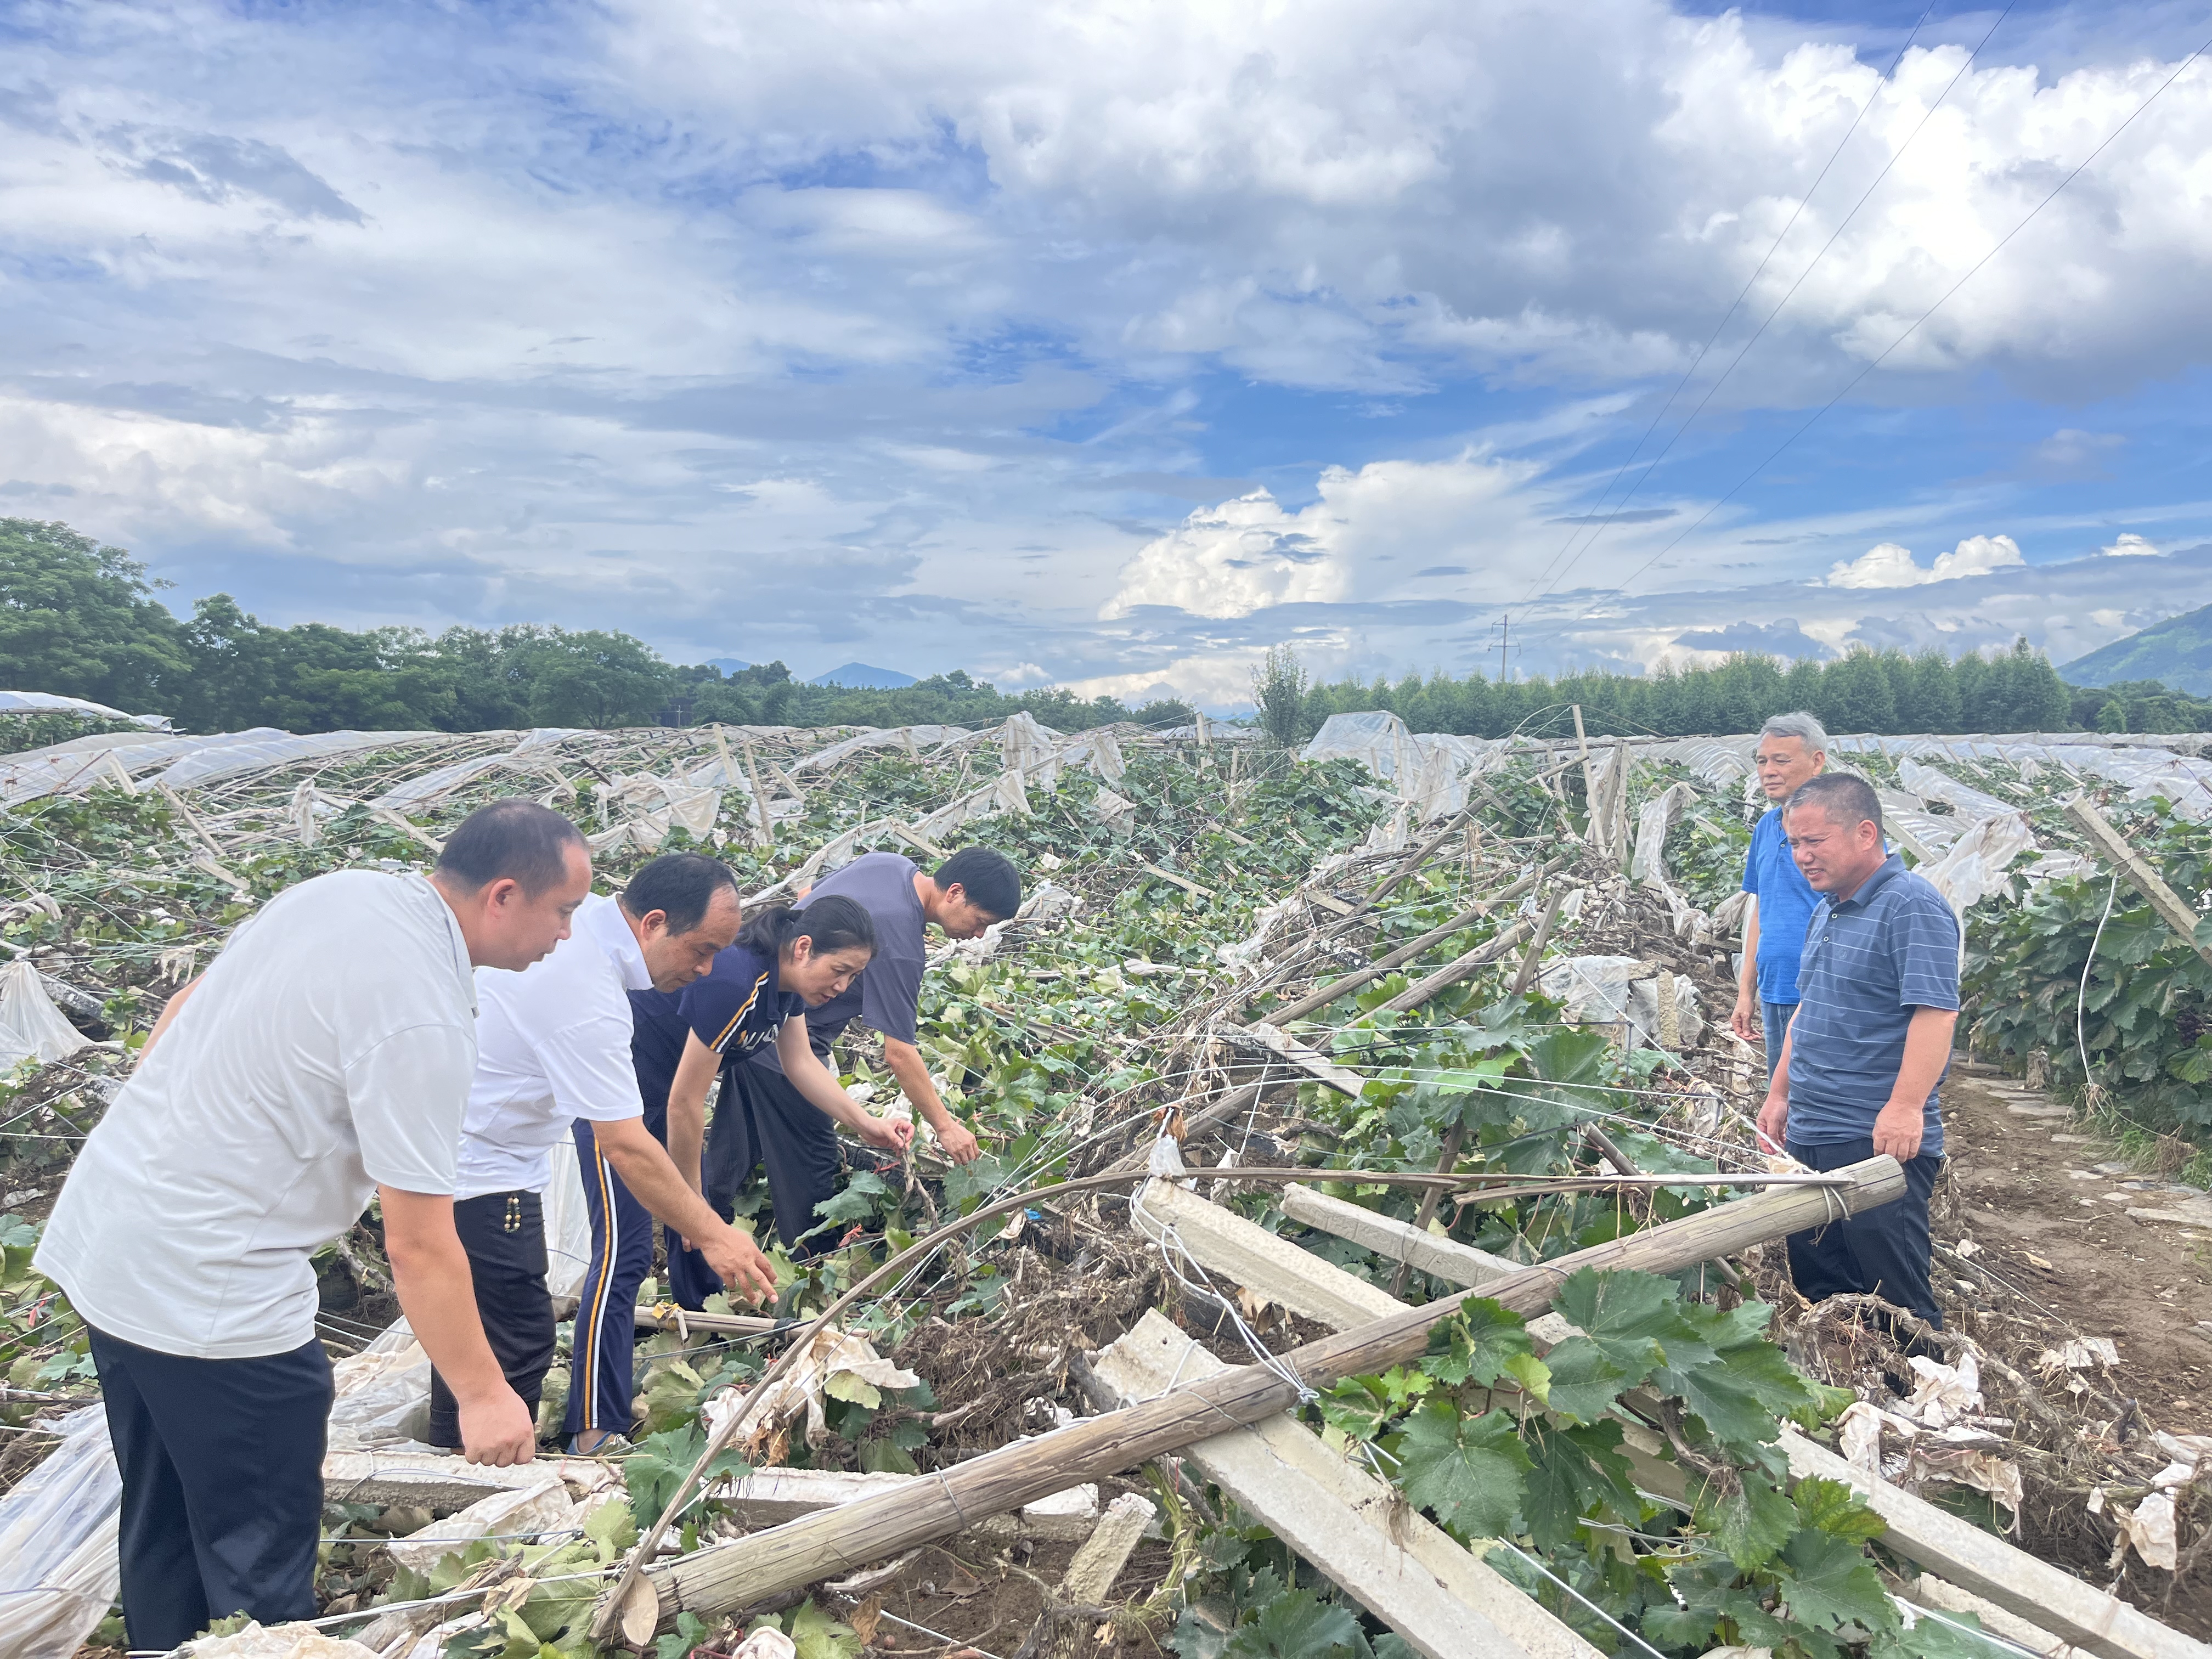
[808,662,917,689]
[2063,604,2212,696]
[701,657,751,677]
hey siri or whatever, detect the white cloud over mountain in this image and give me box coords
[1825,534,2027,589]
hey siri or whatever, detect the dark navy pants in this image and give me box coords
[90,1327,332,1652]
[564,1115,720,1440]
[703,1059,845,1258]
[428,1190,555,1450]
[1786,1135,1945,1329]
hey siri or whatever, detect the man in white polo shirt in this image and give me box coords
[428,851,777,1452]
[35,799,591,1653]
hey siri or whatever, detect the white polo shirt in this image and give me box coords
[454,894,649,1200]
[36,871,477,1360]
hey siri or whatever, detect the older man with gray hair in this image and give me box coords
[1730,712,1828,1080]
[1758,772,1957,1330]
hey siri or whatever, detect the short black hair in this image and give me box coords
[620,853,740,936]
[1785,772,1883,834]
[935,846,1021,921]
[741,893,876,958]
[434,799,586,895]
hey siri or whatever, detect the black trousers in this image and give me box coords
[700,1060,844,1263]
[427,1189,555,1450]
[1786,1136,1945,1329]
[89,1327,333,1652]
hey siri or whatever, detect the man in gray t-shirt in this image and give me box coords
[702,846,1020,1256]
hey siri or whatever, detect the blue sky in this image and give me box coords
[3,0,2210,709]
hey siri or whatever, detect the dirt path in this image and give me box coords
[1934,1065,2212,1424]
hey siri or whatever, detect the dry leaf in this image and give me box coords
[848,1598,882,1646]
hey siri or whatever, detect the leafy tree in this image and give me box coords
[1251,645,1311,748]
[0,518,189,711]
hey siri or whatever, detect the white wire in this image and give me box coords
[1491,1539,1672,1659]
[2076,873,2120,1103]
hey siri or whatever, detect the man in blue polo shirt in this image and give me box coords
[1730,712,1828,1080]
[1757,772,1957,1329]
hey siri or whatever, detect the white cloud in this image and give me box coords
[2102,532,2163,556]
[1101,450,1541,620]
[1825,534,2025,589]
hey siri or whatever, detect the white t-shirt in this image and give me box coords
[454,894,649,1200]
[35,871,477,1361]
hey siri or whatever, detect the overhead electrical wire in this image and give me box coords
[1529,0,2021,605]
[1517,2,1943,605]
[1597,27,2212,602]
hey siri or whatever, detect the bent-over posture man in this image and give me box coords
[1758,773,1957,1329]
[1729,712,1828,1081]
[430,851,777,1452]
[706,847,1020,1260]
[568,895,912,1449]
[36,799,586,1651]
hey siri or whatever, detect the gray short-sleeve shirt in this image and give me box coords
[750,851,926,1075]
[1785,854,1960,1155]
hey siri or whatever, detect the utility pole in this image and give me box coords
[1491,613,1512,683]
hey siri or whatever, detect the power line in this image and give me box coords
[1533,1,2022,605]
[1517,3,1942,605]
[1606,28,2212,599]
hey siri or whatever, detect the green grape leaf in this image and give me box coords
[1520,1418,1639,1553]
[623,1425,706,1531]
[1392,1401,1531,1542]
[1695,1475,1799,1571]
[1318,1377,1395,1444]
[1774,1528,1900,1634]
[1536,1337,1633,1424]
[1223,1587,1371,1658]
[812,1171,891,1226]
[1794,1476,1889,1544]
[1550,1268,1680,1379]
[1420,1299,1537,1390]
[824,1369,883,1408]
[786,1598,862,1659]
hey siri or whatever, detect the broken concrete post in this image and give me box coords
[1058,1490,1156,1607]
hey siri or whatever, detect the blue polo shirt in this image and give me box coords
[1741,805,1820,1005]
[628,942,804,1120]
[1785,853,1959,1156]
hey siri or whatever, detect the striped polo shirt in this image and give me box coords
[1786,853,1959,1156]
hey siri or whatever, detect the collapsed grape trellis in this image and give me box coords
[1,709,2210,1659]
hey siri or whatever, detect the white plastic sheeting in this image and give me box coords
[0,1404,121,1659]
[156,730,458,792]
[1,729,280,806]
[0,961,93,1071]
[1537,956,1703,1052]
[789,725,972,774]
[366,730,579,810]
[1300,712,1507,821]
[0,690,168,729]
[1629,782,1696,885]
[1897,760,2015,824]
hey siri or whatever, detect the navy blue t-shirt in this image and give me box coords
[1786,854,1960,1156]
[629,942,804,1119]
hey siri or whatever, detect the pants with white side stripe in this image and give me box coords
[563,1114,720,1441]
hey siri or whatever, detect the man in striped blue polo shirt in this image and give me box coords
[1757,772,1957,1329]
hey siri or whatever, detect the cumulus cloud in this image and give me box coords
[1825,534,2026,590]
[2102,532,2163,556]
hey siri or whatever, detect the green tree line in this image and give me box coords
[7,516,2202,742]
[1271,640,2207,743]
[0,518,1188,736]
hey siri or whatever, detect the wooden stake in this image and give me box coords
[1377,916,1533,1013]
[1508,888,1568,997]
[2064,794,2212,968]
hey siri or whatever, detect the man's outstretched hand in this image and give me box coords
[933,1118,981,1164]
[703,1226,780,1306]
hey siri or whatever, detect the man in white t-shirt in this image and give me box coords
[428,851,777,1453]
[35,799,592,1653]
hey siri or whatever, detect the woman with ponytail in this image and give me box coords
[570,894,913,1452]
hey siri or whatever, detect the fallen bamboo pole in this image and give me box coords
[1378,915,1533,1013]
[1251,856,1570,1025]
[2064,794,2212,968]
[625,1157,1905,1632]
